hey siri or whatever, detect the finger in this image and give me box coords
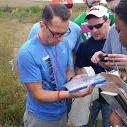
[91,56,99,64]
[108,54,126,58]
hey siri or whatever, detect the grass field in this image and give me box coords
[0,16,33,126]
[0,0,50,7]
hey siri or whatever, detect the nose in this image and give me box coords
[91,27,98,32]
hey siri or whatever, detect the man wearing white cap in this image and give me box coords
[75,5,112,127]
[74,0,115,40]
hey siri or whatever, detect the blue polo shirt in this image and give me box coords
[18,36,73,120]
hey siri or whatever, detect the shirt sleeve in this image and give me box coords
[73,27,83,53]
[102,28,112,53]
[18,49,42,83]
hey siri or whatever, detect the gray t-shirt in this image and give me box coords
[103,24,127,54]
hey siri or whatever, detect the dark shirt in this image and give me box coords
[75,37,106,103]
[76,37,105,73]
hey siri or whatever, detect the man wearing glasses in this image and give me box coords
[18,4,93,127]
[28,3,82,60]
[75,5,111,127]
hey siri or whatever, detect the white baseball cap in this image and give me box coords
[85,5,109,19]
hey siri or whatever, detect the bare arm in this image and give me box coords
[26,82,69,103]
[27,82,93,103]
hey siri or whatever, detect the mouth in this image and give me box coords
[94,34,100,37]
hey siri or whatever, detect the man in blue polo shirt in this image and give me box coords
[18,4,93,127]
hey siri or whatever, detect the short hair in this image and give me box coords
[115,0,127,24]
[42,4,71,24]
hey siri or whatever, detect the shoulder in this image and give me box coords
[69,21,81,30]
[75,12,86,19]
[32,22,40,28]
[110,24,117,31]
[109,25,119,35]
[19,37,39,56]
[69,21,82,35]
[73,12,86,24]
[30,22,40,32]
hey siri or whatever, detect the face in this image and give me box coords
[87,17,110,40]
[64,4,73,14]
[115,14,127,47]
[107,0,120,11]
[84,0,101,7]
[41,16,70,45]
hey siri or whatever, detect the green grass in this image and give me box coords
[0,16,32,126]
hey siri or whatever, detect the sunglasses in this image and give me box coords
[45,24,71,38]
[87,21,106,30]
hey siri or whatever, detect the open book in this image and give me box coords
[64,74,107,94]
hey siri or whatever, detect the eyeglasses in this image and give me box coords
[45,24,71,38]
[87,21,106,30]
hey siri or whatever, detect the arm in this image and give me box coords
[102,25,114,53]
[26,82,93,103]
[26,82,69,102]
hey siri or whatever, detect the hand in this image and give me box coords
[91,51,107,64]
[104,54,127,69]
[73,73,88,80]
[70,85,94,98]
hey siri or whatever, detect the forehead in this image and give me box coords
[49,16,69,32]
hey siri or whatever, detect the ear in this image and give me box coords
[40,20,45,28]
[106,19,110,26]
